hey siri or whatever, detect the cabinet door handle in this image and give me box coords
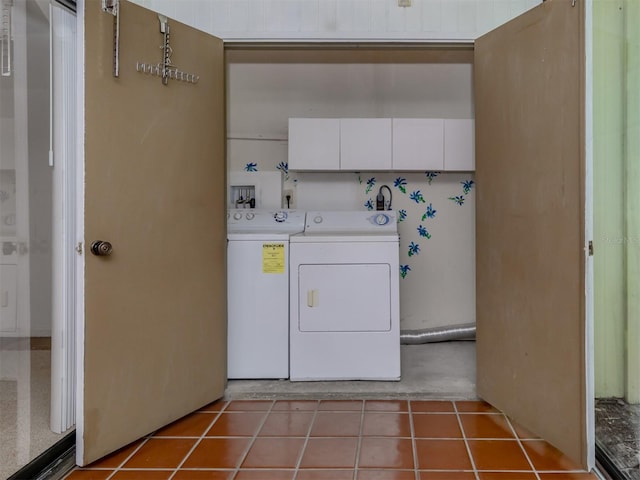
[307,289,318,307]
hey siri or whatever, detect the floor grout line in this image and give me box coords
[504,415,542,480]
[291,400,321,480]
[454,400,482,480]
[228,400,276,478]
[407,400,420,480]
[165,406,228,480]
[351,400,365,480]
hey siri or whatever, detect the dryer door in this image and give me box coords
[298,263,391,332]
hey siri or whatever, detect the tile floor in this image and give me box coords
[64,399,598,480]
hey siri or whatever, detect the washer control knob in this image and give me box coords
[246,212,255,220]
[233,212,242,220]
[313,215,323,224]
[274,211,288,223]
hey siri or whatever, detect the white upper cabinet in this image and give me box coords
[288,118,341,171]
[392,118,444,171]
[340,118,392,171]
[444,119,475,171]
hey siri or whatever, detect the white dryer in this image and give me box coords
[227,209,306,379]
[289,211,400,381]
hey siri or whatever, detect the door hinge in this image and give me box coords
[588,240,593,256]
[76,242,83,255]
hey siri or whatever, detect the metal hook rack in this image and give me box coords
[135,15,199,86]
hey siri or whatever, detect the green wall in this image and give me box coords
[593,0,640,401]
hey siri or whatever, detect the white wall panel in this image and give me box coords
[132,0,542,41]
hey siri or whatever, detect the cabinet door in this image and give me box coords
[444,119,475,171]
[288,118,340,170]
[340,118,392,170]
[392,118,444,171]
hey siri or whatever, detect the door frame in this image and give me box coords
[70,1,595,467]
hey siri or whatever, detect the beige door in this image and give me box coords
[475,0,591,469]
[79,1,226,465]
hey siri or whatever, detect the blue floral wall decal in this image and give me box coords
[417,225,431,239]
[356,173,363,184]
[408,242,420,257]
[364,199,374,210]
[276,161,289,180]
[244,162,258,172]
[394,177,407,194]
[398,209,407,222]
[421,203,436,221]
[449,195,465,205]
[365,177,376,194]
[400,264,411,279]
[462,180,475,195]
[409,190,426,204]
[425,171,440,184]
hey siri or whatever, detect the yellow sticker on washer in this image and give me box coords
[262,243,285,274]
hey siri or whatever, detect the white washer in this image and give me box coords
[289,211,400,381]
[227,209,306,379]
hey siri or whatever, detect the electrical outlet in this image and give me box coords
[398,0,411,6]
[283,189,295,209]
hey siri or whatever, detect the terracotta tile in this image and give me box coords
[310,412,362,436]
[419,472,476,480]
[63,471,113,480]
[272,400,319,411]
[365,400,409,412]
[241,437,305,468]
[295,471,355,480]
[362,412,411,437]
[357,470,416,480]
[155,412,217,437]
[538,474,599,480]
[459,413,515,439]
[182,438,251,469]
[414,439,472,470]
[258,411,314,436]
[234,470,295,479]
[412,413,462,438]
[123,438,196,469]
[225,400,273,411]
[411,401,455,413]
[83,440,144,468]
[110,471,172,480]
[173,471,234,480]
[299,437,358,468]
[318,400,363,411]
[521,440,583,471]
[358,438,414,469]
[477,473,537,480]
[467,439,531,470]
[199,400,228,412]
[456,401,499,413]
[510,420,540,439]
[206,412,267,437]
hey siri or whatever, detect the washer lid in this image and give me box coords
[290,231,399,243]
[227,232,293,241]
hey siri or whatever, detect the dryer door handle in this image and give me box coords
[307,289,319,308]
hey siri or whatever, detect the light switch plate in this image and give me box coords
[398,0,411,6]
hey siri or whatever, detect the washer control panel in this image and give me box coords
[227,209,306,232]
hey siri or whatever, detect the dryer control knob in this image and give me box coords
[374,213,390,225]
[313,215,323,224]
[233,212,242,220]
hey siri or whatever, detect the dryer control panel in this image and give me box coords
[304,211,397,233]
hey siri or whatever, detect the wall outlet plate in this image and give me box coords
[398,0,411,6]
[283,189,295,209]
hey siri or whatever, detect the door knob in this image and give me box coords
[90,240,113,257]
